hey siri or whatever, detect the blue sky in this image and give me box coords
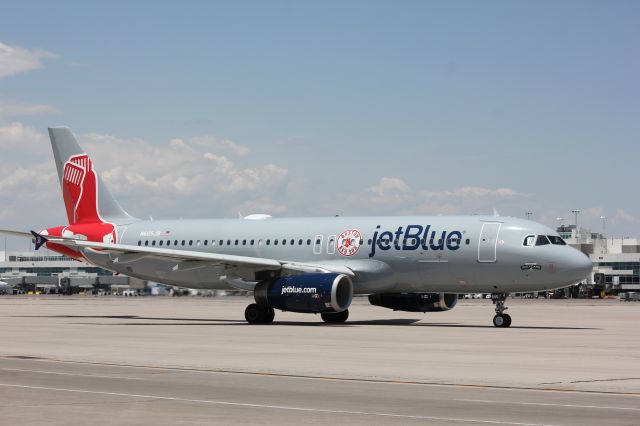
[1,0,639,245]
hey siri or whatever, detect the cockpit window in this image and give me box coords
[523,235,535,246]
[547,235,566,245]
[535,235,550,246]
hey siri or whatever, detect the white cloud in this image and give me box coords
[361,177,521,214]
[422,186,517,198]
[613,209,636,223]
[0,99,57,120]
[191,134,250,156]
[0,122,49,154]
[80,131,288,217]
[367,177,410,196]
[0,42,56,79]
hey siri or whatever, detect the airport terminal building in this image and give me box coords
[559,225,640,293]
[0,250,138,294]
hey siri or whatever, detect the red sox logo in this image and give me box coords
[337,229,362,257]
[58,154,117,245]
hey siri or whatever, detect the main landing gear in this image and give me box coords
[243,304,350,325]
[321,310,349,324]
[491,293,512,328]
[244,304,275,325]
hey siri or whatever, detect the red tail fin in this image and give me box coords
[62,154,101,224]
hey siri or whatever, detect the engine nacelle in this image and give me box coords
[368,293,458,312]
[254,273,353,314]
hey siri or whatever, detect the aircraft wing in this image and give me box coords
[35,233,356,278]
[41,236,282,270]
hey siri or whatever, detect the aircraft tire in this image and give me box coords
[321,309,349,324]
[265,307,275,324]
[493,314,511,328]
[245,304,265,324]
[502,313,512,327]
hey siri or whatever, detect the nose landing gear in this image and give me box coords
[491,293,511,328]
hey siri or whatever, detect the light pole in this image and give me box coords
[525,212,532,221]
[600,215,607,239]
[571,209,580,228]
[571,209,580,239]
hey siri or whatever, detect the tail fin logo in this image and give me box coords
[62,154,100,224]
[60,154,117,245]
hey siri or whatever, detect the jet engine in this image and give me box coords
[254,273,353,313]
[368,293,458,312]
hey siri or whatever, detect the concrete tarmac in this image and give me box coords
[0,296,638,425]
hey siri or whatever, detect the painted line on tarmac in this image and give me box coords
[0,382,560,426]
[455,399,640,412]
[2,355,640,397]
[0,367,143,381]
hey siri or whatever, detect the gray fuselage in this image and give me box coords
[82,215,592,294]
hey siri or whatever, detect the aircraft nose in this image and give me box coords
[568,249,592,282]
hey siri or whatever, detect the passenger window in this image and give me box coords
[465,239,470,245]
[152,240,156,246]
[266,239,271,245]
[298,239,303,245]
[523,235,535,246]
[235,240,239,245]
[138,240,141,246]
[283,239,287,246]
[243,240,246,245]
[204,240,208,246]
[307,239,311,245]
[368,239,372,245]
[251,239,255,245]
[535,235,550,246]
[227,240,231,245]
[189,240,193,246]
[274,240,279,246]
[196,240,200,246]
[219,240,223,246]
[181,240,185,246]
[548,235,567,245]
[291,239,295,245]
[159,240,163,246]
[145,240,149,246]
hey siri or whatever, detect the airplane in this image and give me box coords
[0,127,592,327]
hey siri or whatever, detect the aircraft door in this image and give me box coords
[313,235,323,254]
[327,235,336,254]
[478,223,501,263]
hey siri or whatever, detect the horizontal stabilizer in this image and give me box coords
[0,229,33,239]
[30,230,48,250]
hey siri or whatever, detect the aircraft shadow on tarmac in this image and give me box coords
[12,315,599,330]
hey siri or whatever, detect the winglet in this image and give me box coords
[30,230,48,250]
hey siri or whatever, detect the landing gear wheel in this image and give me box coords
[245,304,263,324]
[502,313,511,327]
[264,307,275,324]
[493,314,510,327]
[321,309,349,324]
[245,304,274,324]
[491,293,511,328]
